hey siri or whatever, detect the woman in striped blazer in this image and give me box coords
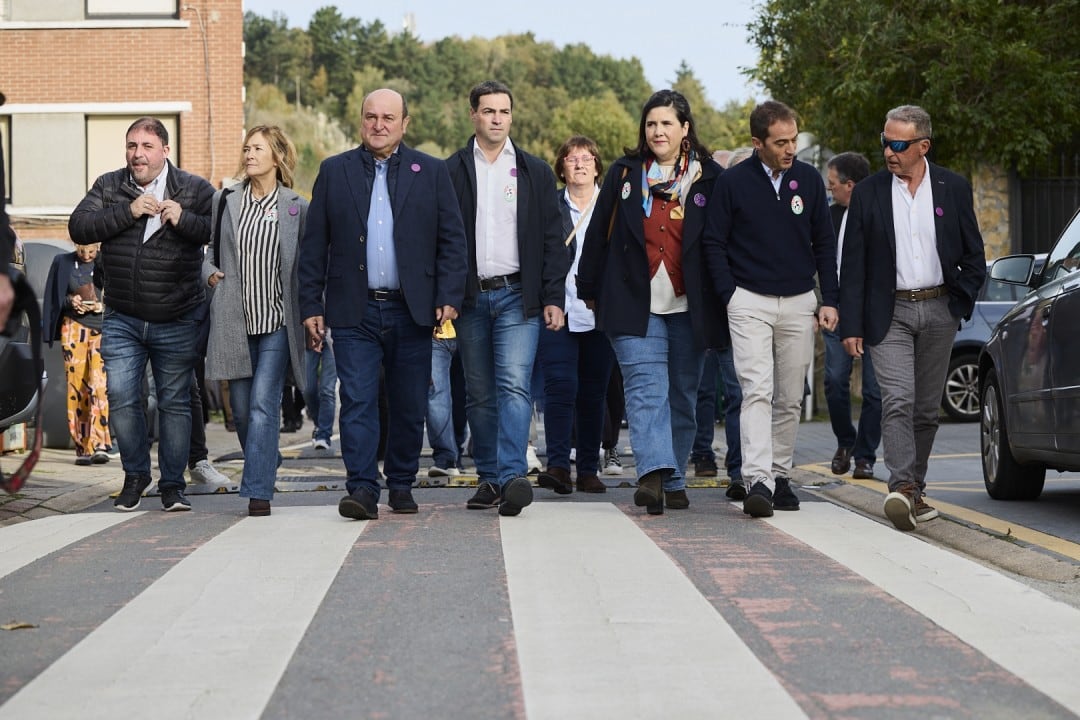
[204,125,308,517]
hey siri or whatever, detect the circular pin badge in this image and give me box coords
[790,195,804,215]
[693,193,706,207]
[935,207,944,217]
[621,181,631,200]
[510,168,518,177]
[411,163,421,173]
[288,205,299,216]
[788,180,799,191]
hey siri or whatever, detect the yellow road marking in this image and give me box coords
[799,463,1080,563]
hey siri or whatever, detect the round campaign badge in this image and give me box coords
[788,179,799,191]
[621,181,631,200]
[411,163,421,173]
[693,193,706,207]
[790,195,804,215]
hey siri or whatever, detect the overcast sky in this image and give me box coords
[241,0,765,107]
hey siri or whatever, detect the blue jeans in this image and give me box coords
[334,299,431,496]
[610,312,704,491]
[101,306,201,490]
[456,286,540,486]
[427,337,459,469]
[717,347,742,478]
[538,326,615,475]
[304,336,337,443]
[823,328,881,464]
[228,327,289,501]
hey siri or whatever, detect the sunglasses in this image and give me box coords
[881,134,930,153]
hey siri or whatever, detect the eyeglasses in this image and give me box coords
[565,155,595,165]
[880,134,930,153]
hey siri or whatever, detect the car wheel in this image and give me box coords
[980,371,1045,500]
[942,352,980,422]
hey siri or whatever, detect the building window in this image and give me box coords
[86,115,179,192]
[0,116,9,205]
[86,0,176,18]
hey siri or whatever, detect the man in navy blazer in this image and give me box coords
[839,105,984,531]
[445,80,568,518]
[299,88,468,521]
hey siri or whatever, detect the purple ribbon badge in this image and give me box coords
[411,163,421,173]
[693,193,706,207]
[288,205,299,216]
[788,180,799,191]
[935,207,944,217]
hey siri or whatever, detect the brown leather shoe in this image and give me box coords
[664,489,690,509]
[831,447,853,475]
[575,474,606,493]
[248,498,271,517]
[537,466,573,495]
[852,459,875,479]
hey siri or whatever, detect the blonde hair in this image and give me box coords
[236,125,298,188]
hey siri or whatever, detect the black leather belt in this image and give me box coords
[477,272,521,292]
[895,285,946,302]
[368,288,403,301]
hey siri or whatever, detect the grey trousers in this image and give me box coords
[867,296,958,493]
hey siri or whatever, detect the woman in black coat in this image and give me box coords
[576,89,725,515]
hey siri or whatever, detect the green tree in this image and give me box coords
[749,0,1080,174]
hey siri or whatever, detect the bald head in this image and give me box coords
[360,88,410,160]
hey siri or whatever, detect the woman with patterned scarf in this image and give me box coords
[576,89,727,515]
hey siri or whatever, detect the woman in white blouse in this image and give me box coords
[204,126,308,516]
[535,136,616,496]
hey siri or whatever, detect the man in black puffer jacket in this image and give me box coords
[69,117,214,513]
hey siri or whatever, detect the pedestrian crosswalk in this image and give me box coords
[1,494,1078,719]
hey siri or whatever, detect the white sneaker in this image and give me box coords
[602,448,622,476]
[312,437,331,450]
[428,466,460,478]
[526,445,542,475]
[189,459,229,485]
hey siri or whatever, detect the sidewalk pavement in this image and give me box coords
[0,418,864,527]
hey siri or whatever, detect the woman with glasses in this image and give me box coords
[204,125,308,516]
[577,91,726,514]
[534,136,616,496]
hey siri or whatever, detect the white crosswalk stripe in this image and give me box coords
[503,503,807,719]
[768,502,1080,714]
[0,499,1077,719]
[0,507,366,720]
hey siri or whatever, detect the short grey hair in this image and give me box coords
[885,105,932,138]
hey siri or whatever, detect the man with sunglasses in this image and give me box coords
[838,105,985,532]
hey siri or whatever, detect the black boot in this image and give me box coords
[633,469,669,515]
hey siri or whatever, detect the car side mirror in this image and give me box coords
[989,255,1036,286]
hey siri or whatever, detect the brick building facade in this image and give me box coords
[0,0,243,240]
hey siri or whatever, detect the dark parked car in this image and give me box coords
[942,259,1046,422]
[979,207,1080,500]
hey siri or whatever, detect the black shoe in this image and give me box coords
[693,458,718,477]
[743,481,774,518]
[466,482,501,510]
[725,477,748,501]
[773,476,800,511]
[339,488,379,520]
[388,489,419,514]
[537,466,573,495]
[248,498,271,517]
[664,489,690,509]
[114,474,152,511]
[161,487,192,512]
[852,459,875,479]
[633,469,666,515]
[831,446,853,475]
[498,476,534,517]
